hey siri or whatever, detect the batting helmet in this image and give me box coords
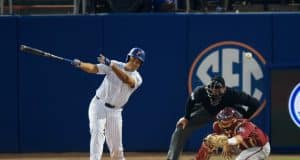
[126,47,146,63]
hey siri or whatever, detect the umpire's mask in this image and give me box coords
[206,76,226,106]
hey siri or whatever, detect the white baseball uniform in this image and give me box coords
[88,60,142,160]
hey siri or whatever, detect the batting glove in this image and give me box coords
[72,59,81,67]
[97,54,111,66]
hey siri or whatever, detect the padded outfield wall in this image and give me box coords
[0,13,299,153]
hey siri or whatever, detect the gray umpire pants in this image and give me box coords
[166,108,213,160]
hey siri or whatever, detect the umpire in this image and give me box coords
[166,75,262,160]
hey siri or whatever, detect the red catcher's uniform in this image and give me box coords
[213,119,269,149]
[195,116,271,160]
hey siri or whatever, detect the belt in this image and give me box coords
[104,103,116,109]
[95,96,117,109]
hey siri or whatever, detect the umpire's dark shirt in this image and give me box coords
[184,86,260,120]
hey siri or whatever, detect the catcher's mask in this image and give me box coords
[216,107,243,128]
[206,76,226,106]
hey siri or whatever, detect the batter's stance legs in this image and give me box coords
[89,98,107,160]
[89,119,106,160]
[106,109,125,160]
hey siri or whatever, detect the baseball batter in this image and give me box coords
[72,47,146,160]
[195,107,270,160]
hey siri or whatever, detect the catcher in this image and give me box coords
[195,107,270,160]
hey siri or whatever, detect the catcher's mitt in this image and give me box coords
[204,134,228,148]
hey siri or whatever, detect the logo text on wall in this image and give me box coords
[188,41,267,106]
[289,83,300,128]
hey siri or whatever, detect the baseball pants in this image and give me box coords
[166,108,213,160]
[236,142,271,160]
[89,96,125,160]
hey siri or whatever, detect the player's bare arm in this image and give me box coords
[111,63,136,88]
[97,54,141,88]
[79,62,99,73]
[72,59,99,73]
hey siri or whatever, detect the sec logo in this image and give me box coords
[188,41,267,107]
[288,83,300,127]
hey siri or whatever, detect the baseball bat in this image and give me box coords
[20,45,73,63]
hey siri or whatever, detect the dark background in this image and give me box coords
[271,69,300,147]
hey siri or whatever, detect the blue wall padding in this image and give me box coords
[0,13,299,153]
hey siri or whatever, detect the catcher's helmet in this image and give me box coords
[126,47,146,63]
[216,107,243,128]
[216,107,243,121]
